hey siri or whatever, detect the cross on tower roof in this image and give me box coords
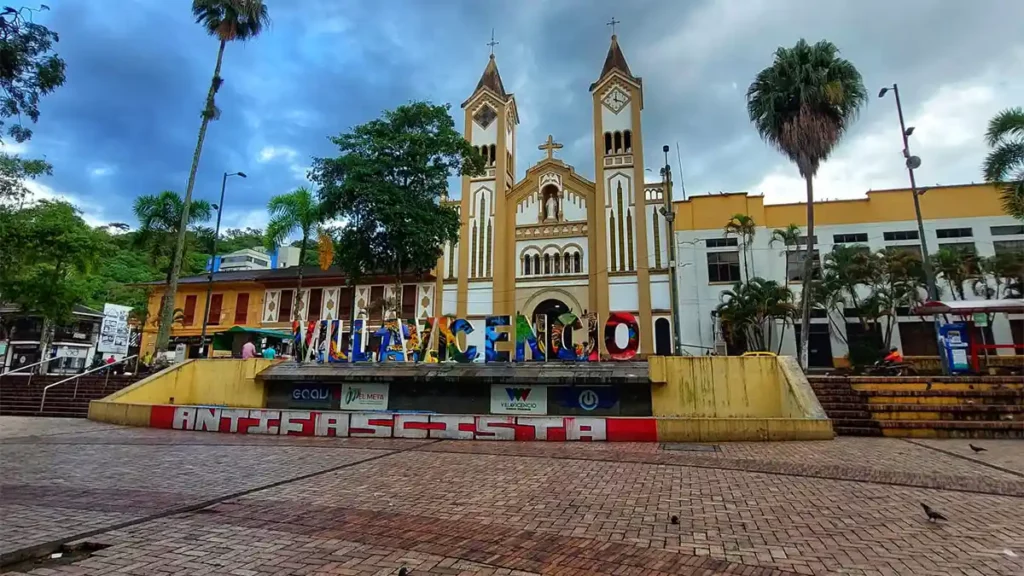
[487,28,499,55]
[538,135,563,160]
[606,17,620,36]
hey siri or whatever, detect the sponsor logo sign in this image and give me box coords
[340,383,388,411]
[490,384,547,415]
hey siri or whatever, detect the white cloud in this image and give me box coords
[89,165,116,177]
[23,180,108,227]
[748,54,1024,204]
[257,145,298,163]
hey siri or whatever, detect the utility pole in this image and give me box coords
[200,171,246,355]
[659,145,683,356]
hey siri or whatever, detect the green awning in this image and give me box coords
[212,326,291,350]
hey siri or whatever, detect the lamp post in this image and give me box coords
[879,84,945,372]
[199,171,247,354]
[658,144,684,356]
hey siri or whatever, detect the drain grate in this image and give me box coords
[661,443,719,452]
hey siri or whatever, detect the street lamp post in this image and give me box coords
[879,84,946,372]
[199,171,247,354]
[659,145,684,356]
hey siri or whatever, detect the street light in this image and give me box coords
[879,84,945,371]
[199,171,247,353]
[659,144,684,356]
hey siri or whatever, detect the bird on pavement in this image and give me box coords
[969,444,987,453]
[398,568,409,576]
[670,515,679,525]
[921,503,947,522]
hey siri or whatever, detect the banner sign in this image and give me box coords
[150,405,660,442]
[97,303,132,355]
[490,384,547,415]
[340,383,389,411]
[291,311,641,364]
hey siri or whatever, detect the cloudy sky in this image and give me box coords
[22,0,1024,231]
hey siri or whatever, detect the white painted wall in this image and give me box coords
[515,192,540,225]
[562,190,588,222]
[442,286,458,316]
[466,282,493,316]
[600,95,633,132]
[469,108,498,146]
[609,278,639,311]
[649,275,671,310]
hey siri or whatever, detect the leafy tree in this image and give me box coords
[769,223,801,283]
[716,277,795,354]
[723,213,757,279]
[982,107,1024,219]
[931,246,975,300]
[747,39,866,370]
[264,186,322,321]
[217,227,265,253]
[0,200,103,356]
[971,252,1024,300]
[158,0,271,351]
[311,101,485,303]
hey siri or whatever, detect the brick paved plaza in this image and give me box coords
[1,417,1022,575]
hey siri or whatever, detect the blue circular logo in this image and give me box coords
[578,389,599,411]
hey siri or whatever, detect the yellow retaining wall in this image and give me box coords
[97,358,273,407]
[648,356,832,441]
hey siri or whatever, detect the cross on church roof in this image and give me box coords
[538,135,563,160]
[606,17,620,36]
[487,28,499,55]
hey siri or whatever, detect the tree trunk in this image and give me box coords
[39,316,53,374]
[295,235,308,323]
[155,39,227,352]
[798,175,815,371]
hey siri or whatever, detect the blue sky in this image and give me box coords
[19,0,1024,233]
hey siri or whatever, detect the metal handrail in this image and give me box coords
[1,357,58,383]
[39,355,138,413]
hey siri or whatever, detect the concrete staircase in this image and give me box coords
[809,376,1024,438]
[0,374,140,418]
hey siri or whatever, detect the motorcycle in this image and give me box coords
[867,359,917,376]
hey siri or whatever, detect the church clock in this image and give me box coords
[601,87,630,113]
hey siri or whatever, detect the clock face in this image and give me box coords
[602,87,630,113]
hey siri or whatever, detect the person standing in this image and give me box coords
[241,339,257,359]
[262,345,277,360]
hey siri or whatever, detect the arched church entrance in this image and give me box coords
[532,298,572,357]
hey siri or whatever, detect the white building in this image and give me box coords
[214,246,302,272]
[672,184,1023,366]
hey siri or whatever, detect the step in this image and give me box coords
[833,426,883,436]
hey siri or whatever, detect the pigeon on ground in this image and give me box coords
[397,568,408,576]
[670,515,679,525]
[921,503,947,522]
[969,444,987,453]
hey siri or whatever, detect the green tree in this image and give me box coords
[931,246,974,300]
[746,39,867,370]
[982,107,1024,219]
[769,223,801,283]
[158,0,270,351]
[217,227,265,253]
[723,213,757,279]
[311,101,485,303]
[264,186,323,321]
[0,201,103,356]
[716,277,795,354]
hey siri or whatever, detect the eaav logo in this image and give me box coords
[506,388,532,402]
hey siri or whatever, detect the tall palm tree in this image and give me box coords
[931,246,972,300]
[982,107,1024,219]
[265,186,323,322]
[133,191,213,285]
[723,213,757,279]
[156,0,271,351]
[769,223,801,283]
[746,39,866,369]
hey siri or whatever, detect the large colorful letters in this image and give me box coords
[290,311,641,363]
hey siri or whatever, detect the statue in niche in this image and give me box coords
[542,186,559,221]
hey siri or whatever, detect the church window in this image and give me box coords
[573,252,581,273]
[653,211,662,269]
[563,253,571,273]
[554,253,561,274]
[544,254,551,275]
[609,213,617,272]
[485,218,492,276]
[489,144,497,166]
[626,209,635,271]
[604,132,612,155]
[470,222,478,277]
[523,256,531,276]
[447,241,455,278]
[613,131,623,153]
[477,197,486,276]
[533,254,540,275]
[616,183,626,270]
[624,130,632,153]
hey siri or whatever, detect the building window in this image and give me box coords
[277,290,293,323]
[604,132,612,155]
[554,253,562,274]
[623,130,632,152]
[883,230,919,241]
[991,224,1024,236]
[833,233,868,244]
[401,285,417,318]
[183,295,197,326]
[207,294,223,325]
[573,252,581,273]
[707,251,741,283]
[613,131,622,153]
[938,241,977,257]
[936,227,972,239]
[523,257,531,276]
[307,288,323,322]
[338,287,353,321]
[563,253,571,273]
[544,254,551,275]
[234,293,249,324]
[787,250,821,282]
[994,239,1024,256]
[787,235,818,246]
[705,237,739,248]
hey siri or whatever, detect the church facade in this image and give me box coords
[437,35,676,357]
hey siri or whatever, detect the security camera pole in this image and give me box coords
[199,171,247,354]
[659,145,683,356]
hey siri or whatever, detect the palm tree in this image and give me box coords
[746,39,867,369]
[716,277,795,353]
[982,107,1024,219]
[769,223,801,283]
[723,213,757,279]
[931,247,972,300]
[156,0,271,351]
[133,191,213,285]
[265,186,323,322]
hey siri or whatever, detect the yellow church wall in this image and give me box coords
[673,183,1006,230]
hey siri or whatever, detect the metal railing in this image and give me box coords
[39,355,138,413]
[1,357,59,386]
